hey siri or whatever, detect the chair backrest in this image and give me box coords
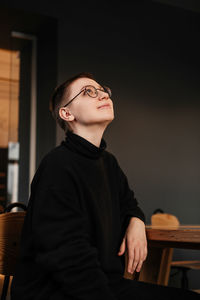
[0,211,26,276]
[151,212,180,227]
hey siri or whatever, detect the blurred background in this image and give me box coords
[0,0,199,290]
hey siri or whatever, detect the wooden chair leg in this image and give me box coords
[157,248,173,286]
[1,276,10,300]
[139,246,163,284]
[139,246,173,286]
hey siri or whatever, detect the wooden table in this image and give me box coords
[146,225,200,250]
[138,225,200,285]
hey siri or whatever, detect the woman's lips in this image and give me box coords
[98,104,111,109]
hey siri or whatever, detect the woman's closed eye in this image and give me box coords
[82,88,89,95]
[85,88,93,94]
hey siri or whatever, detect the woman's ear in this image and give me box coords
[59,107,75,122]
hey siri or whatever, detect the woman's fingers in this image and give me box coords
[131,247,140,273]
[127,242,147,274]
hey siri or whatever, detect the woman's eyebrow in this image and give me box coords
[80,84,102,91]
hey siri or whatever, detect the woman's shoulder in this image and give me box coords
[35,143,74,176]
[42,142,73,164]
[31,143,75,189]
[103,149,119,167]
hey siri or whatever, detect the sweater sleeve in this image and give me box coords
[31,169,116,300]
[113,156,146,233]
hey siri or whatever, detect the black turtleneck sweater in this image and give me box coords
[11,130,145,300]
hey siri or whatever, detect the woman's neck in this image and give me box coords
[72,125,106,147]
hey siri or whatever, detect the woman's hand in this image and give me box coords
[118,217,148,274]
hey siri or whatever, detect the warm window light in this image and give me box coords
[0,48,20,148]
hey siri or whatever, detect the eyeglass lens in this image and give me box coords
[85,86,111,98]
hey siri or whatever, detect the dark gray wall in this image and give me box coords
[1,0,199,289]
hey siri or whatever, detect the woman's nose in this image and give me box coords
[98,90,109,100]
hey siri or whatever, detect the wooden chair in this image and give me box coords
[151,209,200,289]
[0,202,27,300]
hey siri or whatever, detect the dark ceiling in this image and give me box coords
[153,0,200,13]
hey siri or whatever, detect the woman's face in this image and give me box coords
[63,77,114,127]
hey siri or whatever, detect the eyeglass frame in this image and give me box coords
[62,85,112,108]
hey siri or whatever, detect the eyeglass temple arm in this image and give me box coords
[63,89,84,107]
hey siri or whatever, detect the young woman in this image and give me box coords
[11,73,199,299]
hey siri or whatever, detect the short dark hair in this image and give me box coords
[49,72,96,132]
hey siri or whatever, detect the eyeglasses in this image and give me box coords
[63,85,112,107]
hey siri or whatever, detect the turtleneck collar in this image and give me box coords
[63,130,107,159]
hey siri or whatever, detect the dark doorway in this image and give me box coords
[0,6,57,206]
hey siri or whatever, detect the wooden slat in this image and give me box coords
[171,260,200,266]
[0,49,20,80]
[0,79,19,100]
[171,260,200,269]
[0,48,20,147]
